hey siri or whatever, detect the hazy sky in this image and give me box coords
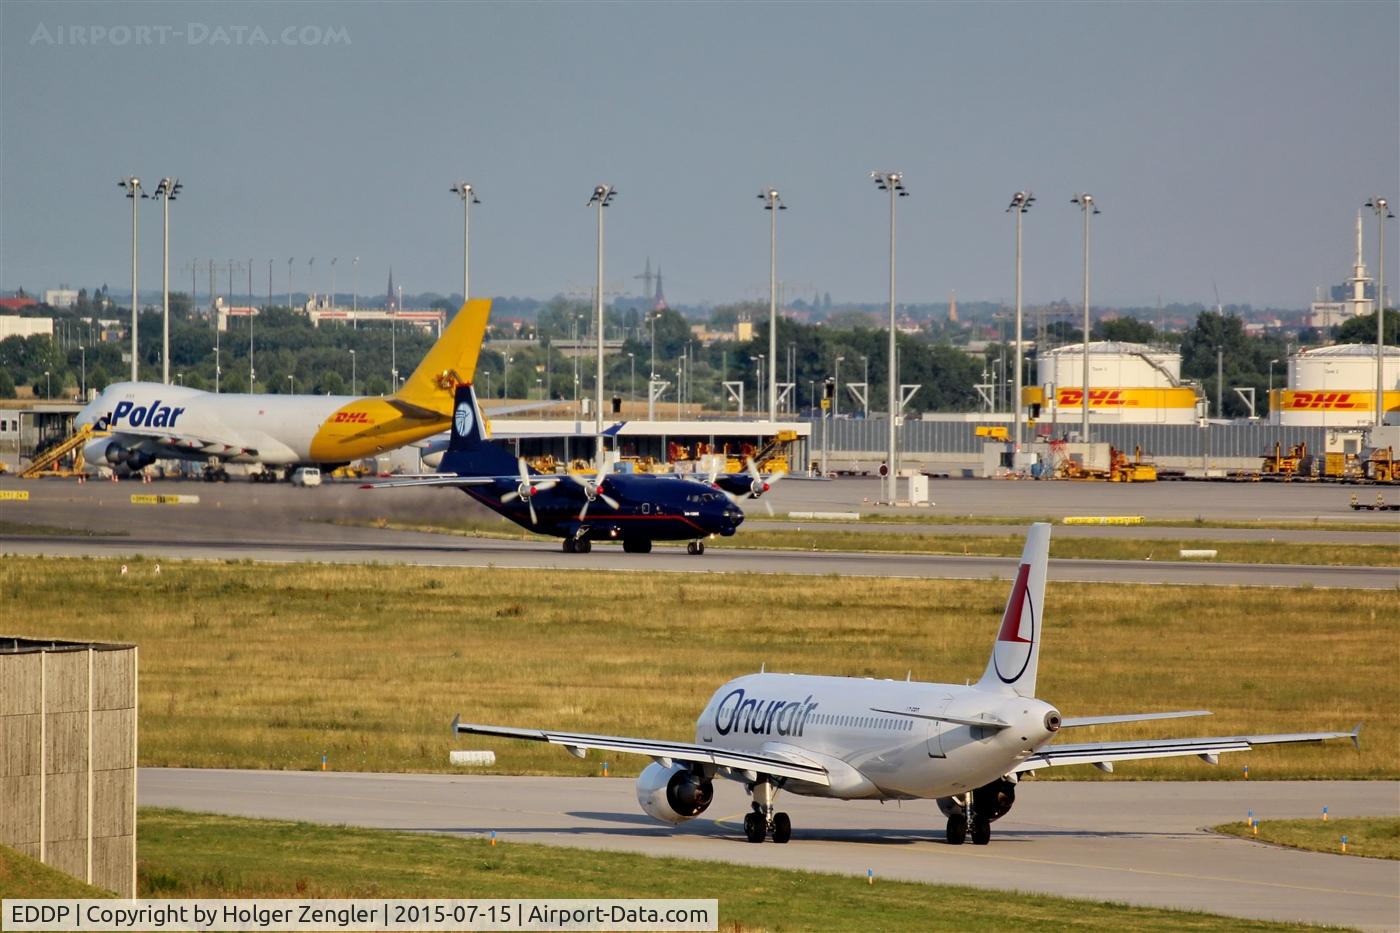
[2,0,1396,309]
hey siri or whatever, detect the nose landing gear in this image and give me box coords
[743,778,791,843]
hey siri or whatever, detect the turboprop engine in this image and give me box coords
[635,762,714,825]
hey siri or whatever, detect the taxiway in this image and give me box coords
[139,769,1400,932]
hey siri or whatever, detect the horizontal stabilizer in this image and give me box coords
[870,707,1011,730]
[1060,710,1212,729]
[386,398,447,420]
[1014,726,1360,774]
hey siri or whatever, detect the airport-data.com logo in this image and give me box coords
[28,22,351,48]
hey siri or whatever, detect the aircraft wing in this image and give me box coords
[1012,726,1360,773]
[360,474,495,489]
[452,717,831,785]
[108,427,259,458]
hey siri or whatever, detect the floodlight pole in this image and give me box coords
[760,188,785,422]
[152,178,181,384]
[1366,197,1394,428]
[871,171,907,503]
[451,183,480,303]
[1072,193,1099,442]
[1008,191,1034,455]
[119,177,145,381]
[588,185,616,458]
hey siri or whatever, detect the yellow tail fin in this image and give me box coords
[393,298,492,415]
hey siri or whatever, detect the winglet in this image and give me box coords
[451,714,461,736]
[1351,722,1363,751]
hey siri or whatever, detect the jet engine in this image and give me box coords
[635,762,714,825]
[83,438,153,471]
[937,777,1017,823]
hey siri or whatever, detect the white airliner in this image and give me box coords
[453,524,1359,844]
[74,299,493,479]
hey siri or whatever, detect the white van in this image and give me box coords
[291,466,322,487]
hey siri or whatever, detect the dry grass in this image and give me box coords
[1214,817,1400,860]
[3,556,1394,779]
[127,809,1317,931]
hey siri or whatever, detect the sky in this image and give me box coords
[2,0,1397,310]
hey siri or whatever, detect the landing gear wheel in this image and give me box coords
[970,817,991,846]
[686,540,705,555]
[945,814,967,845]
[562,539,576,553]
[622,539,653,554]
[576,539,592,553]
[771,812,791,844]
[743,812,765,843]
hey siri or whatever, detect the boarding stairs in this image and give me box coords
[20,423,97,478]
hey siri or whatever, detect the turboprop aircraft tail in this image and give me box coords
[440,382,519,477]
[392,298,492,416]
[976,522,1051,698]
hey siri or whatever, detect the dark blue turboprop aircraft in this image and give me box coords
[366,383,746,555]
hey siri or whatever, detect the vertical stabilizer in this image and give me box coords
[394,298,493,415]
[441,382,518,477]
[977,523,1052,697]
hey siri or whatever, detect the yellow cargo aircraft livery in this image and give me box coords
[76,298,492,475]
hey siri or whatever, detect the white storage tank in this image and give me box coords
[1276,344,1400,426]
[1038,341,1198,425]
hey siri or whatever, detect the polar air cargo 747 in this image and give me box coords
[453,524,1359,845]
[75,299,494,478]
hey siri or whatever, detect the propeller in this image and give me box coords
[744,458,785,516]
[499,457,558,525]
[568,454,620,522]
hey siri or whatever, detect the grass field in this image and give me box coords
[3,556,1394,779]
[1214,817,1400,860]
[0,520,125,537]
[0,846,114,899]
[764,512,1400,534]
[122,809,1315,931]
[335,517,1400,567]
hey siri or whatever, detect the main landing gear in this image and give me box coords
[943,780,1014,845]
[686,540,705,555]
[743,779,791,844]
[621,539,652,554]
[562,538,592,553]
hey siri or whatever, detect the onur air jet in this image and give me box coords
[74,299,494,479]
[366,382,745,554]
[452,524,1358,844]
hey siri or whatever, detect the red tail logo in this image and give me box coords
[993,562,1036,683]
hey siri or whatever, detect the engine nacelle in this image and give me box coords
[83,438,152,471]
[635,762,714,825]
[937,777,1017,823]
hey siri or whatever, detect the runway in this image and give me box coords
[4,530,1396,588]
[139,769,1400,931]
[3,478,1395,588]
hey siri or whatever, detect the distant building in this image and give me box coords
[43,289,79,309]
[0,292,38,312]
[212,296,258,332]
[0,315,53,339]
[1309,212,1377,329]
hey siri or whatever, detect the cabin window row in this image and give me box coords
[809,713,912,731]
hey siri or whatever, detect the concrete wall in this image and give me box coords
[0,642,136,897]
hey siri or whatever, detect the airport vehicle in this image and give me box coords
[73,299,493,479]
[452,524,1358,844]
[290,466,322,487]
[366,383,745,554]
